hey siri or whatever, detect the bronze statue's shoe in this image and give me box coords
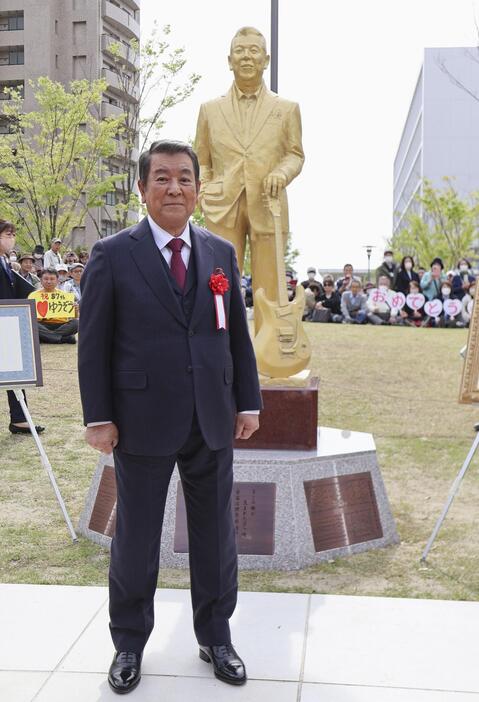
[199,644,247,685]
[108,651,142,694]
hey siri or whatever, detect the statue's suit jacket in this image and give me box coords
[78,217,261,456]
[195,83,305,233]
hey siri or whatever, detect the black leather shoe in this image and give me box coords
[9,423,45,435]
[108,651,142,695]
[199,644,247,685]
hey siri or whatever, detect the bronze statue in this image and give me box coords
[195,26,305,329]
[195,26,310,379]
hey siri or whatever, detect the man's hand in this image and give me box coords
[263,171,287,198]
[234,414,260,440]
[85,423,119,454]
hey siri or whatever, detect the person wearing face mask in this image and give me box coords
[367,275,395,324]
[301,266,323,292]
[439,280,464,327]
[462,283,475,326]
[394,255,420,295]
[55,263,70,289]
[452,258,476,300]
[375,249,397,286]
[400,280,425,326]
[0,219,45,435]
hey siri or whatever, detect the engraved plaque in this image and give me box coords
[174,481,276,555]
[88,465,117,537]
[304,472,382,552]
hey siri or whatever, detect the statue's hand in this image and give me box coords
[263,171,287,198]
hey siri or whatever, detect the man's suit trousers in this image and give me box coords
[109,414,237,654]
[7,390,26,424]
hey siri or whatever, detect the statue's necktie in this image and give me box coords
[167,238,186,292]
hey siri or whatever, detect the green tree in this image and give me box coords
[101,23,200,231]
[0,77,123,250]
[390,178,479,268]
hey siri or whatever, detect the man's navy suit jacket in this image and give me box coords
[78,217,261,456]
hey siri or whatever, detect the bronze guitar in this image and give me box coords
[253,195,311,378]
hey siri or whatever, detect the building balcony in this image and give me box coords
[122,0,140,11]
[101,34,139,70]
[0,63,24,80]
[102,0,140,40]
[101,101,125,120]
[102,67,139,102]
[0,29,24,47]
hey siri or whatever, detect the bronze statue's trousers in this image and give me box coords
[204,192,288,334]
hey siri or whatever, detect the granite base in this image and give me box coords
[78,427,399,570]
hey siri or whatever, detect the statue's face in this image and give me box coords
[228,33,269,84]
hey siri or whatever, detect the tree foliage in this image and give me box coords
[0,77,123,249]
[102,23,200,231]
[390,178,479,269]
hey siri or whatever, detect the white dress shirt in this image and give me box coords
[88,217,258,426]
[147,215,192,269]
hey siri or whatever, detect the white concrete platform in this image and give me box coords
[1,584,478,701]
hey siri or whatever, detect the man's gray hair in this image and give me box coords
[230,26,267,53]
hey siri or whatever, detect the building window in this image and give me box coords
[55,19,58,34]
[105,191,117,206]
[101,220,117,237]
[8,46,24,65]
[0,13,24,31]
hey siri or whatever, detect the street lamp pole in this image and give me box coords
[271,0,279,93]
[363,245,375,282]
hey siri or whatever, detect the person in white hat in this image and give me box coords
[43,238,62,269]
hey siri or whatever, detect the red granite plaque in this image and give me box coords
[88,465,117,537]
[234,377,319,451]
[304,472,383,552]
[174,481,276,555]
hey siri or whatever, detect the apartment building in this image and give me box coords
[0,0,140,248]
[393,47,479,245]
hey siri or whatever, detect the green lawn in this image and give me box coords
[2,324,479,600]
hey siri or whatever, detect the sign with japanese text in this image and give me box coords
[387,291,406,311]
[443,298,463,318]
[28,289,75,321]
[424,299,443,318]
[406,293,426,311]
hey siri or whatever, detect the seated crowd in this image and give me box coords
[302,251,476,327]
[6,234,90,344]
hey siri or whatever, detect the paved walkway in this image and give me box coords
[1,584,478,701]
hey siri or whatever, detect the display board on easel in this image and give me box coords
[0,299,77,542]
[0,299,43,389]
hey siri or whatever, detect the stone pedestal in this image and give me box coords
[78,427,399,570]
[234,377,319,451]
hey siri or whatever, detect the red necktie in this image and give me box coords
[167,238,186,291]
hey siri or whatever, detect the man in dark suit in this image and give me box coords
[78,141,261,694]
[0,219,44,435]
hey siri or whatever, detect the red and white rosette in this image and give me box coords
[209,268,230,330]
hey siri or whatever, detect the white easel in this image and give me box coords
[7,387,78,543]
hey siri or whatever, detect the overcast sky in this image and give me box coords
[140,0,479,277]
